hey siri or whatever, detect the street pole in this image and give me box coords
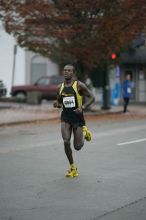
[102,65,111,110]
[11,44,17,87]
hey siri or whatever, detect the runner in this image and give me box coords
[53,64,95,178]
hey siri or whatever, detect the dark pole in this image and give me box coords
[11,44,17,87]
[102,65,111,110]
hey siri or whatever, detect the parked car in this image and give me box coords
[11,75,63,102]
[0,80,7,97]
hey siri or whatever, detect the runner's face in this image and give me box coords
[63,65,74,80]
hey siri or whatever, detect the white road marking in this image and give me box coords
[117,138,146,146]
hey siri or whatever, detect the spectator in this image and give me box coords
[122,72,132,113]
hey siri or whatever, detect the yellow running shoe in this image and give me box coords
[82,126,92,141]
[66,164,78,178]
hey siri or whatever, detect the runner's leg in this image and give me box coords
[73,126,84,151]
[61,121,73,165]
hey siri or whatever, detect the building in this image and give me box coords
[109,41,146,105]
[120,46,146,103]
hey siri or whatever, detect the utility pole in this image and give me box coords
[11,44,17,87]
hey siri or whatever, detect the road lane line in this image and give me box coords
[117,138,146,146]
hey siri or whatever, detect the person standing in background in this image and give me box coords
[83,74,94,110]
[122,72,132,113]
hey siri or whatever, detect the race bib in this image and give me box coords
[63,96,75,108]
[127,88,131,93]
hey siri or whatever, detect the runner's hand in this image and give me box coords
[53,101,61,108]
[73,108,82,114]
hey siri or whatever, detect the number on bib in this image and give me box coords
[63,96,75,108]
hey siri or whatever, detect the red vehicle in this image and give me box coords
[11,75,63,102]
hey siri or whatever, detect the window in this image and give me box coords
[51,76,63,85]
[36,77,50,86]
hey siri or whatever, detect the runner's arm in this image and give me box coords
[78,81,95,110]
[53,85,62,108]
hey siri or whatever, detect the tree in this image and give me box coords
[0,0,146,68]
[0,0,146,107]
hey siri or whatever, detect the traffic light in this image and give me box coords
[111,53,117,60]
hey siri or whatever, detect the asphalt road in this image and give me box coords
[0,117,146,220]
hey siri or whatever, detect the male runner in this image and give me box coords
[53,64,95,178]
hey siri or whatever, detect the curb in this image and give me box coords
[0,105,146,127]
[0,115,60,127]
[0,110,123,127]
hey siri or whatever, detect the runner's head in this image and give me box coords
[63,64,75,80]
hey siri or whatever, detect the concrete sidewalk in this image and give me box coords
[0,101,61,126]
[0,101,146,126]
